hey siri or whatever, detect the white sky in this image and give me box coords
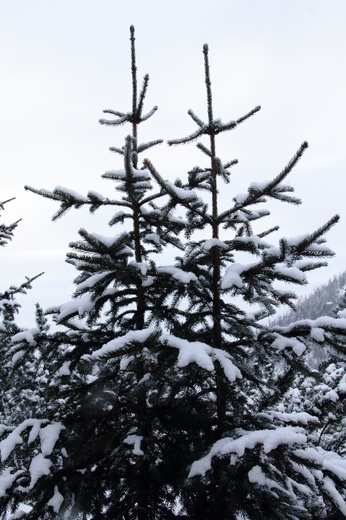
[1,0,346,324]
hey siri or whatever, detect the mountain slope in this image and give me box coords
[272,271,346,326]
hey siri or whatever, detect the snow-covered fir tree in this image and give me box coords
[280,277,346,477]
[0,198,43,332]
[0,196,43,384]
[1,198,21,336]
[2,27,346,519]
[0,198,46,518]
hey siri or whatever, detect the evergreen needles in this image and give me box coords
[2,26,346,520]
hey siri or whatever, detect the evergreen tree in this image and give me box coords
[0,197,43,390]
[0,199,45,517]
[0,197,25,333]
[272,278,346,464]
[2,27,346,520]
[1,27,190,519]
[281,282,346,467]
[143,43,346,519]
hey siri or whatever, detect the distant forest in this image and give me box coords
[272,271,346,326]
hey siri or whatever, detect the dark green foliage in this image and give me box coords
[2,27,346,520]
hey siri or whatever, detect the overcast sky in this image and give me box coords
[1,0,346,324]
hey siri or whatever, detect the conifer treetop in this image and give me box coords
[168,43,260,147]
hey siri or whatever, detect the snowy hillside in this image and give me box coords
[272,271,346,326]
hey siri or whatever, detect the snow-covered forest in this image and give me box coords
[2,27,346,519]
[273,271,346,326]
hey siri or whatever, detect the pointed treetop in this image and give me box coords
[203,44,213,125]
[130,26,137,119]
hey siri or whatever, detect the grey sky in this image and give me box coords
[1,1,346,324]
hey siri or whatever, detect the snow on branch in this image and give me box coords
[258,411,320,426]
[81,328,158,361]
[294,446,346,514]
[54,294,95,321]
[0,419,64,463]
[82,329,242,382]
[11,327,39,346]
[157,266,198,284]
[162,334,242,382]
[24,184,120,220]
[124,435,144,456]
[167,106,261,146]
[0,420,64,498]
[0,197,22,247]
[323,476,346,515]
[228,143,308,217]
[275,316,346,336]
[47,486,64,513]
[271,334,307,356]
[0,468,24,498]
[189,427,307,478]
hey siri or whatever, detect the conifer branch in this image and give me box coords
[196,142,212,157]
[109,146,125,155]
[137,74,149,117]
[219,142,308,224]
[293,214,340,256]
[188,109,205,128]
[235,105,261,124]
[137,139,163,153]
[224,159,238,169]
[258,225,280,238]
[0,197,16,209]
[143,159,210,223]
[168,107,261,145]
[1,272,44,301]
[261,141,308,195]
[99,110,129,126]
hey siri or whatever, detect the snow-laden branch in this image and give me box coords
[189,426,307,477]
